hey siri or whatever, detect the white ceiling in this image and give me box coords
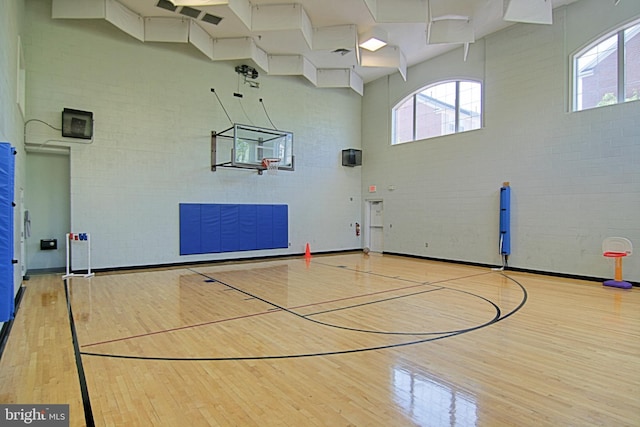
[51,0,582,93]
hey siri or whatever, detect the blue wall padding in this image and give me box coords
[179,204,202,256]
[238,204,257,251]
[499,186,511,255]
[220,204,240,252]
[180,203,288,255]
[201,204,221,253]
[256,205,274,249]
[273,205,288,248]
[0,143,15,322]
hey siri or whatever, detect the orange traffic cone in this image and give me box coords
[304,243,312,260]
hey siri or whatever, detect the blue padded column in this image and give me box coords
[499,184,511,256]
[0,143,15,322]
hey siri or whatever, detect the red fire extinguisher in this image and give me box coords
[355,222,360,236]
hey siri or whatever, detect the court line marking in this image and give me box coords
[81,308,283,348]
[81,269,493,347]
[192,270,502,336]
[80,271,441,347]
[299,285,504,334]
[80,271,526,361]
[76,262,526,360]
[303,287,445,316]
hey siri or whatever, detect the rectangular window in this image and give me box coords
[575,34,618,110]
[416,82,456,140]
[573,21,640,111]
[394,97,415,144]
[458,81,482,132]
[624,26,640,101]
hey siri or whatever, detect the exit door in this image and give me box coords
[367,200,383,253]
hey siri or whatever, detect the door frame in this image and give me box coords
[364,199,383,252]
[19,188,26,278]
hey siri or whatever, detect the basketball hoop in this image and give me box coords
[261,158,280,175]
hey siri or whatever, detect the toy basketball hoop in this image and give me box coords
[602,237,633,289]
[261,158,280,175]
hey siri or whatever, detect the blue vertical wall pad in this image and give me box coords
[180,203,288,255]
[499,186,511,255]
[0,143,15,322]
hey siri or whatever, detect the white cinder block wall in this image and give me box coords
[24,0,362,269]
[362,0,640,282]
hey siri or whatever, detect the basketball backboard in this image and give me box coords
[211,124,294,173]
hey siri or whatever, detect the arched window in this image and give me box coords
[392,80,482,145]
[573,19,640,111]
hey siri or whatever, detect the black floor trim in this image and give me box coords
[382,251,636,286]
[63,279,95,427]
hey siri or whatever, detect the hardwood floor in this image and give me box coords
[1,253,638,426]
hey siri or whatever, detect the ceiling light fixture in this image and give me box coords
[170,0,228,6]
[358,27,388,52]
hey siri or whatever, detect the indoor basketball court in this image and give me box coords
[1,0,639,426]
[1,253,639,426]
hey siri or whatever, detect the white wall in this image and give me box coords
[24,0,362,269]
[362,0,640,282]
[0,0,27,306]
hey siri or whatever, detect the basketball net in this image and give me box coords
[262,158,280,175]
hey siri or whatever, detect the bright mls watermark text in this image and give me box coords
[1,405,69,426]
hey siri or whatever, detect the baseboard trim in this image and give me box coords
[382,251,636,286]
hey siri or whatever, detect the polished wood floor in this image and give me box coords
[0,253,638,426]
